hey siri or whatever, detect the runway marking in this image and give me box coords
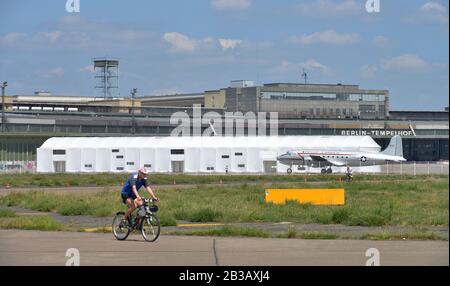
[178,223,225,228]
[213,238,219,266]
[82,227,112,232]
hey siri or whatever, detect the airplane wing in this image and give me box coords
[310,155,346,166]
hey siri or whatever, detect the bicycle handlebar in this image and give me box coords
[141,197,158,204]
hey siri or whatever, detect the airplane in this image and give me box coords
[276,135,406,174]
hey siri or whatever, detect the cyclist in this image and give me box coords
[346,165,353,182]
[121,167,159,225]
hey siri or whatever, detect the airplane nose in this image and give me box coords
[277,154,288,161]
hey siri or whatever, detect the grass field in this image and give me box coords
[1,173,447,188]
[0,208,16,218]
[0,208,64,231]
[0,215,63,231]
[0,175,448,228]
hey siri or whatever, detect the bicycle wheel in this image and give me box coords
[112,212,131,241]
[141,214,160,242]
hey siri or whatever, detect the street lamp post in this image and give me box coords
[1,81,8,133]
[131,88,137,135]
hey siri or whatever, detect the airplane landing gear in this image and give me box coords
[287,168,292,174]
[321,168,333,174]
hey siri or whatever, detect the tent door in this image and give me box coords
[263,161,277,173]
[171,161,184,173]
[53,161,66,173]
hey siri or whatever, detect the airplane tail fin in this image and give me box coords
[381,135,403,157]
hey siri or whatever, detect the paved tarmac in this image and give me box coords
[0,230,447,266]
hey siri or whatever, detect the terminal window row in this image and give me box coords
[261,92,386,102]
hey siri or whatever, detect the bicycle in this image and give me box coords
[112,198,161,242]
[345,173,354,182]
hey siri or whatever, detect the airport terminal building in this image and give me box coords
[0,81,448,172]
[224,82,389,120]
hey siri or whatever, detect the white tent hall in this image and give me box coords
[36,136,381,173]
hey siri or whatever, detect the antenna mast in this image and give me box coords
[301,69,308,84]
[131,88,137,134]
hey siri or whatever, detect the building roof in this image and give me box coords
[40,136,381,152]
[390,110,449,121]
[14,95,96,102]
[139,93,204,100]
[263,83,359,88]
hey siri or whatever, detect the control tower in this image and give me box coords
[93,58,119,98]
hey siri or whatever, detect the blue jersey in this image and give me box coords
[121,173,148,197]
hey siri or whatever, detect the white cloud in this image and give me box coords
[420,2,449,23]
[403,2,449,24]
[421,2,447,14]
[164,33,244,53]
[163,32,214,53]
[35,31,62,42]
[361,54,445,78]
[211,0,251,11]
[218,38,242,50]
[296,0,360,16]
[381,54,432,73]
[300,59,333,76]
[0,32,26,45]
[289,30,360,45]
[80,65,95,73]
[272,59,333,76]
[273,60,293,74]
[163,32,198,53]
[0,16,158,52]
[360,65,378,79]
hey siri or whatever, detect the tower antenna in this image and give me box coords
[301,69,308,84]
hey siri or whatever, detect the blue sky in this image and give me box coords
[0,0,448,110]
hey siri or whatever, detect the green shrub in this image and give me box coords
[298,232,339,239]
[29,199,58,212]
[159,214,177,226]
[0,208,16,218]
[348,204,393,226]
[179,226,270,238]
[0,216,63,231]
[173,209,189,220]
[58,201,90,216]
[190,208,223,222]
[331,208,350,224]
[286,226,297,238]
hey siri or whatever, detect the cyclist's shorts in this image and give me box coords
[121,193,137,205]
